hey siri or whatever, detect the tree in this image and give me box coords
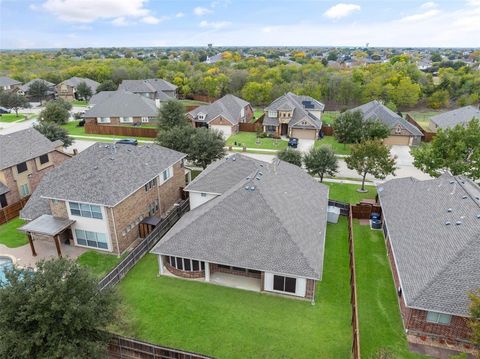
[156,125,195,154]
[52,97,73,111]
[188,128,225,169]
[277,147,302,167]
[304,146,338,182]
[469,289,480,346]
[333,110,365,144]
[427,90,449,109]
[96,80,118,92]
[28,80,49,101]
[157,100,188,131]
[363,120,391,141]
[430,52,442,62]
[392,77,421,108]
[39,100,70,125]
[0,258,118,358]
[34,121,73,147]
[345,140,396,191]
[0,91,29,116]
[76,81,93,100]
[412,119,480,180]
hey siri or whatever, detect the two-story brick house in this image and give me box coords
[55,77,100,101]
[20,143,187,256]
[263,92,325,140]
[0,128,70,208]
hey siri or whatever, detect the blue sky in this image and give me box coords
[1,0,479,49]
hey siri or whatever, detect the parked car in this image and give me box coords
[0,107,10,114]
[288,137,298,148]
[115,138,138,146]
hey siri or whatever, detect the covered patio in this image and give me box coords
[210,271,261,292]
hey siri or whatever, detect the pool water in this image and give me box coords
[0,256,13,284]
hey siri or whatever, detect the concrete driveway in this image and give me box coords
[388,145,431,181]
[297,139,314,153]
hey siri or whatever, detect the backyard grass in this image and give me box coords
[190,169,202,180]
[77,251,124,278]
[0,113,26,123]
[322,111,340,125]
[354,221,426,358]
[315,136,351,155]
[226,131,288,150]
[407,110,445,131]
[61,121,153,142]
[179,99,209,106]
[324,182,376,204]
[0,218,28,248]
[253,108,264,120]
[70,99,88,107]
[116,218,352,359]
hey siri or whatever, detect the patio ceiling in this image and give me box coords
[19,215,75,236]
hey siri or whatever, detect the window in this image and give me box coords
[39,154,49,165]
[69,202,102,219]
[426,311,451,325]
[17,162,27,174]
[141,116,149,123]
[120,116,133,123]
[273,275,296,294]
[201,193,207,197]
[232,266,246,272]
[19,183,30,197]
[268,110,277,118]
[197,113,206,121]
[144,178,157,191]
[265,125,277,132]
[168,256,204,272]
[148,200,159,216]
[192,260,199,271]
[98,117,110,123]
[75,229,108,249]
[161,167,172,182]
[395,125,402,134]
[0,194,7,208]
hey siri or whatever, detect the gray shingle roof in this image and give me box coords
[265,92,324,129]
[350,100,423,136]
[88,91,117,106]
[188,94,250,125]
[19,79,55,93]
[20,178,52,220]
[152,155,329,279]
[0,128,63,170]
[430,106,480,129]
[59,77,99,92]
[378,174,480,316]
[25,142,186,207]
[84,91,158,117]
[0,77,21,87]
[119,79,177,94]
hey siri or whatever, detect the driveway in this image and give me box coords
[297,139,314,153]
[388,145,431,181]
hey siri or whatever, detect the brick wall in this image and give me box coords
[210,263,261,279]
[305,279,316,300]
[165,259,205,279]
[157,162,185,215]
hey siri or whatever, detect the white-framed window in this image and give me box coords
[19,183,30,197]
[197,113,206,121]
[75,229,108,249]
[426,311,451,325]
[268,110,277,118]
[161,167,172,182]
[69,202,103,219]
[120,116,133,123]
[141,116,149,123]
[98,117,111,123]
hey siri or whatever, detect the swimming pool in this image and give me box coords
[0,256,13,284]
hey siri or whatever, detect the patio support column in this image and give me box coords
[53,235,62,257]
[27,233,37,257]
[204,261,210,282]
[158,255,164,275]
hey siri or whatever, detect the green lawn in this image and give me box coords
[190,169,202,180]
[226,131,288,150]
[0,113,26,123]
[324,182,376,204]
[70,100,88,107]
[322,111,340,125]
[354,221,426,358]
[0,218,28,248]
[315,136,351,155]
[77,251,124,278]
[116,218,352,359]
[179,99,209,106]
[253,108,264,120]
[61,121,153,142]
[407,110,445,131]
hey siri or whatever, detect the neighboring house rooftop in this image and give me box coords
[0,128,63,170]
[88,90,117,106]
[378,174,480,316]
[430,106,480,130]
[188,94,250,125]
[19,79,55,93]
[84,90,158,117]
[152,155,329,279]
[0,76,21,87]
[59,77,100,92]
[350,100,423,136]
[119,78,177,94]
[21,143,185,220]
[264,92,325,129]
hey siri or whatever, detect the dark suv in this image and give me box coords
[288,137,298,148]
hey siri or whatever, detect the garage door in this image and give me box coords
[383,135,411,146]
[291,128,317,140]
[210,125,232,139]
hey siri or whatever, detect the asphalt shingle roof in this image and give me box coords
[19,79,55,93]
[84,91,158,117]
[350,100,423,136]
[0,76,21,87]
[430,106,480,129]
[60,77,99,92]
[188,94,250,125]
[88,91,117,106]
[119,79,177,94]
[152,155,329,279]
[378,174,480,316]
[0,128,63,170]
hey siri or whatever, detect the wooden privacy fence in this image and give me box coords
[351,203,382,220]
[348,206,361,359]
[0,196,30,225]
[405,114,436,142]
[84,123,158,139]
[98,200,189,291]
[190,94,218,103]
[108,335,213,359]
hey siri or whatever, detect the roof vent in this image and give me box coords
[258,172,263,176]
[246,176,250,180]
[462,195,468,199]
[455,221,462,225]
[256,177,260,180]
[232,157,236,161]
[449,180,455,184]
[477,214,480,219]
[250,186,256,191]
[447,208,452,212]
[260,164,263,167]
[244,186,249,190]
[445,221,451,225]
[93,166,98,170]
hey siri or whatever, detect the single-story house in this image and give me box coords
[0,76,21,91]
[55,77,100,101]
[377,174,480,346]
[349,100,423,146]
[84,90,158,125]
[18,79,55,100]
[21,143,187,256]
[429,105,480,131]
[151,154,329,300]
[263,92,325,140]
[187,94,253,138]
[118,78,177,105]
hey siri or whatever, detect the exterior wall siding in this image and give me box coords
[157,162,185,215]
